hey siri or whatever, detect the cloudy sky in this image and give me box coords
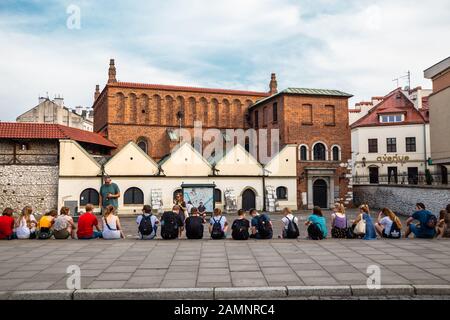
[0,0,449,121]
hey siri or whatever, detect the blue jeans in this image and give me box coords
[79,231,103,239]
[410,224,435,239]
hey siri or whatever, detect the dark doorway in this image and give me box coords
[369,167,379,184]
[387,167,398,184]
[407,167,419,185]
[441,165,448,185]
[242,189,256,211]
[313,179,328,208]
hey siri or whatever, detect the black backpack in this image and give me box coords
[257,214,272,238]
[186,217,204,239]
[285,217,300,239]
[232,219,249,240]
[389,221,401,239]
[161,212,179,240]
[38,227,52,240]
[211,216,225,239]
[138,214,153,236]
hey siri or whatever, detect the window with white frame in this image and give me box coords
[379,114,403,123]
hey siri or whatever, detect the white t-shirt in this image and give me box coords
[15,215,37,239]
[380,216,393,235]
[281,214,298,229]
[210,216,227,231]
[136,214,158,239]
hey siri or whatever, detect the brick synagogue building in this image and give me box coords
[92,59,353,209]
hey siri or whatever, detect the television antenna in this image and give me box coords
[393,71,411,90]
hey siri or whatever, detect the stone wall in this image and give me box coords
[353,184,450,216]
[0,140,59,213]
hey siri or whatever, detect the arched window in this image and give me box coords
[313,143,326,161]
[124,187,144,205]
[137,137,148,154]
[332,146,340,161]
[299,145,308,161]
[276,186,288,200]
[80,188,99,206]
[214,188,222,203]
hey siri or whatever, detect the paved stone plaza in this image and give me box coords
[0,210,449,295]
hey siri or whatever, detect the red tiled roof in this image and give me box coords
[351,88,427,129]
[349,109,361,113]
[0,122,116,148]
[108,82,270,97]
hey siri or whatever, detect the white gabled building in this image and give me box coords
[58,141,298,214]
[350,87,449,185]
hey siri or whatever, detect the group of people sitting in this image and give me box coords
[0,202,449,241]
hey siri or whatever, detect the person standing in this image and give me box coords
[99,176,120,214]
[174,193,188,219]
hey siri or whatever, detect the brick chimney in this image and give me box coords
[269,73,278,95]
[94,84,100,101]
[108,59,117,84]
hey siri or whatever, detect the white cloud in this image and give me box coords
[0,0,449,121]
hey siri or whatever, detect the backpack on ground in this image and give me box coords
[425,214,438,229]
[285,217,300,239]
[38,228,52,240]
[257,214,272,239]
[307,223,323,240]
[138,214,154,236]
[161,212,179,240]
[388,221,401,239]
[232,219,249,240]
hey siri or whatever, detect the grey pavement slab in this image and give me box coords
[1,216,449,293]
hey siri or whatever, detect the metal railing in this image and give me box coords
[353,173,449,186]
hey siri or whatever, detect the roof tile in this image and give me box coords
[0,122,116,148]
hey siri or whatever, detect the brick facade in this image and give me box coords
[249,94,353,208]
[93,60,353,208]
